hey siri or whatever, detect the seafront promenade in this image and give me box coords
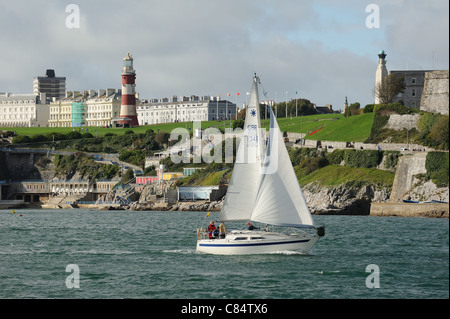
[370,202,449,218]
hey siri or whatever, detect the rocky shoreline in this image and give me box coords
[79,200,449,218]
[76,181,448,218]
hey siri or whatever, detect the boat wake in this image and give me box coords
[269,250,309,255]
[163,249,196,255]
[313,270,341,275]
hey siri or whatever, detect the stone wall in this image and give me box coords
[293,138,431,152]
[370,202,448,218]
[386,114,420,130]
[421,70,449,115]
[389,152,427,202]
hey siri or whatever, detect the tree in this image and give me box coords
[429,115,449,150]
[122,168,135,184]
[345,102,361,117]
[273,99,316,118]
[155,131,170,147]
[375,73,406,104]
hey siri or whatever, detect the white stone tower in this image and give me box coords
[375,50,388,104]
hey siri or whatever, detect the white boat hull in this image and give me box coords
[196,230,319,255]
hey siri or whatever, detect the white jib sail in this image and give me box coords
[251,106,315,228]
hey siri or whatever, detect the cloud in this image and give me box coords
[0,0,448,111]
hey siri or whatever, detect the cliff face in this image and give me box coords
[390,152,449,203]
[302,182,390,215]
[421,70,449,115]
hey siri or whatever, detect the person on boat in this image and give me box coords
[207,221,216,239]
[248,222,259,230]
[219,222,226,239]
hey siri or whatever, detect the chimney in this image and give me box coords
[106,88,115,97]
[45,69,56,78]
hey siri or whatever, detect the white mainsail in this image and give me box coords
[219,76,264,222]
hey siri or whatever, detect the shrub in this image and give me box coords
[30,134,47,143]
[326,149,345,165]
[429,115,449,150]
[66,131,83,140]
[45,132,67,141]
[81,133,94,139]
[373,102,416,115]
[363,104,375,113]
[122,168,135,183]
[426,152,449,187]
[12,135,31,144]
[304,156,329,175]
[383,151,400,169]
[344,149,382,168]
[418,112,440,134]
[155,132,170,146]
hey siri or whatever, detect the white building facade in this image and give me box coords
[137,95,237,125]
[49,89,122,127]
[0,93,50,127]
[85,89,122,127]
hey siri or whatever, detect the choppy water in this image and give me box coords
[0,209,448,300]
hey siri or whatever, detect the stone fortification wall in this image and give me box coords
[370,202,448,218]
[421,70,449,115]
[389,153,427,202]
[294,138,430,152]
[386,114,420,130]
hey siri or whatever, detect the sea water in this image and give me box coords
[0,209,448,300]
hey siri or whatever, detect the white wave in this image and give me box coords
[269,250,308,255]
[162,249,196,254]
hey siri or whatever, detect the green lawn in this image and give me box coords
[304,113,374,142]
[297,164,395,187]
[261,112,374,142]
[1,113,374,142]
[0,120,224,138]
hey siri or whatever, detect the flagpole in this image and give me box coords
[226,93,229,128]
[275,91,277,117]
[285,90,288,118]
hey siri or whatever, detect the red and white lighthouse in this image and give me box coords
[119,52,139,127]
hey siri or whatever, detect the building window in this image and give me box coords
[411,78,416,84]
[412,89,416,97]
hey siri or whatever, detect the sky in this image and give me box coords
[0,0,448,111]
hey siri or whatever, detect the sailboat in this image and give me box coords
[196,75,324,255]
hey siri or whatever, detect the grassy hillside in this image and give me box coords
[296,165,395,188]
[0,120,223,138]
[303,113,374,142]
[2,113,373,143]
[260,113,374,143]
